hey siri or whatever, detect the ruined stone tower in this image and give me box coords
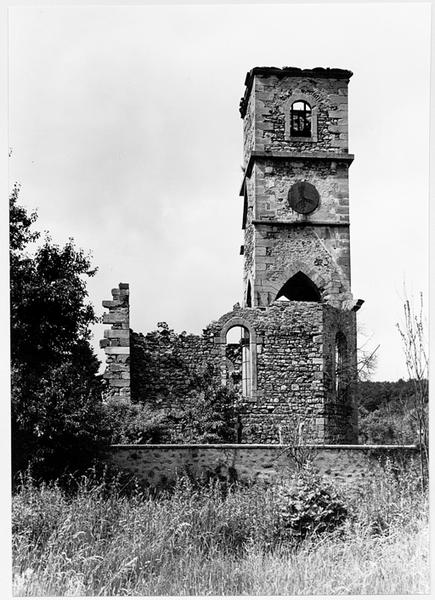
[231,67,363,442]
[102,66,363,444]
[239,67,355,311]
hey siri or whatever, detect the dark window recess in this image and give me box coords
[335,332,348,400]
[276,271,321,302]
[290,101,312,137]
[246,281,252,307]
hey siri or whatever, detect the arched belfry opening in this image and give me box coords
[276,271,322,302]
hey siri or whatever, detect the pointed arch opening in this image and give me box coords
[276,271,321,302]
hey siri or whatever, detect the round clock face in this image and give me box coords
[288,181,320,214]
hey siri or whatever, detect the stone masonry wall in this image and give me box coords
[211,302,325,443]
[242,86,256,166]
[254,222,352,309]
[108,444,419,490]
[130,323,216,411]
[254,159,350,225]
[243,159,352,310]
[102,292,358,444]
[208,301,357,444]
[242,70,351,163]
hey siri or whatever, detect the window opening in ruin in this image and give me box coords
[225,325,252,397]
[290,101,312,137]
[246,281,252,307]
[335,332,348,400]
[276,271,321,302]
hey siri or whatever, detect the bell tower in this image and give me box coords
[239,67,358,312]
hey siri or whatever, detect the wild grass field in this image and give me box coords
[12,462,429,596]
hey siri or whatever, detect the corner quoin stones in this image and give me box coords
[101,67,364,444]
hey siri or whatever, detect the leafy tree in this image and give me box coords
[10,185,108,480]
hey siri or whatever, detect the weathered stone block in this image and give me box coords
[102,300,124,308]
[104,329,129,339]
[103,312,128,324]
[104,346,130,355]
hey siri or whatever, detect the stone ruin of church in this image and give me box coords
[100,66,364,444]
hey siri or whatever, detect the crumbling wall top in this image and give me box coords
[239,66,353,117]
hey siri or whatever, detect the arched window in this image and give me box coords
[276,271,321,302]
[225,325,252,397]
[335,332,348,400]
[290,101,312,137]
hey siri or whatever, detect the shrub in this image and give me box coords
[273,474,348,542]
[104,363,240,445]
[103,398,170,444]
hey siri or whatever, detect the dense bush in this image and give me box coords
[106,363,240,445]
[357,379,427,444]
[103,399,172,444]
[274,474,348,541]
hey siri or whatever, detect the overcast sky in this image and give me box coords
[8,3,430,381]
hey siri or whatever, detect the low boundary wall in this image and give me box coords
[108,444,419,488]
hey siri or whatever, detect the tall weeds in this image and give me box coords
[12,464,429,596]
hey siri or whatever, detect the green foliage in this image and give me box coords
[170,363,239,443]
[10,185,107,480]
[104,399,171,444]
[9,182,39,253]
[112,361,240,444]
[358,379,427,444]
[274,473,348,541]
[358,379,416,413]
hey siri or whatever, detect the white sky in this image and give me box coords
[7,3,431,382]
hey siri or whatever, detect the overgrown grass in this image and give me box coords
[12,463,429,596]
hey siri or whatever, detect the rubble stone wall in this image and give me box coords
[101,289,357,444]
[130,324,216,411]
[242,72,350,161]
[108,444,418,489]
